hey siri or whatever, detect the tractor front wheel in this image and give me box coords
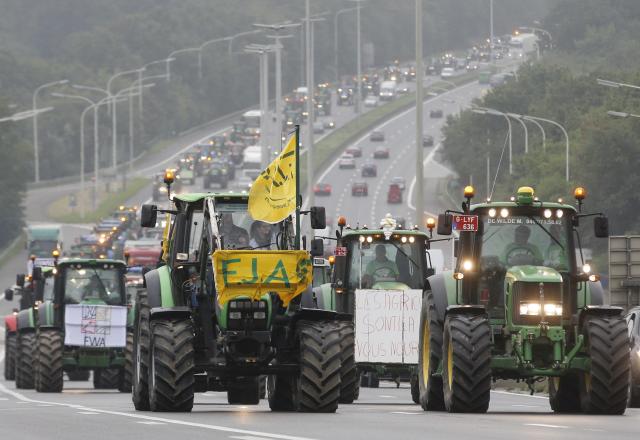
[579,315,630,414]
[119,330,134,393]
[418,291,445,411]
[93,368,121,389]
[15,332,36,389]
[549,374,580,412]
[442,314,491,413]
[148,319,195,412]
[338,322,359,404]
[35,329,64,392]
[132,290,151,410]
[268,374,295,411]
[293,320,342,412]
[4,332,16,381]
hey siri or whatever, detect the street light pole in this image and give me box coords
[507,113,528,154]
[305,0,315,206]
[334,7,359,84]
[415,0,424,227]
[524,115,569,181]
[523,116,546,151]
[198,37,232,80]
[32,79,68,182]
[607,110,640,119]
[490,0,494,64]
[473,107,513,175]
[355,1,362,114]
[166,48,199,82]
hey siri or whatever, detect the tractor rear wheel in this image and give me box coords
[15,332,35,389]
[418,291,445,411]
[119,330,134,393]
[148,319,195,412]
[442,314,491,413]
[549,374,580,412]
[268,374,295,411]
[4,332,16,381]
[132,290,151,410]
[67,370,90,381]
[410,373,420,404]
[294,320,342,412]
[93,368,121,389]
[35,330,64,392]
[579,315,630,414]
[338,322,359,404]
[227,377,260,405]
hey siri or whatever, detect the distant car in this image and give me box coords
[373,146,390,159]
[313,121,325,134]
[423,134,434,147]
[346,145,363,158]
[440,67,455,79]
[627,307,640,407]
[466,61,479,71]
[430,109,443,118]
[369,130,385,142]
[313,182,332,196]
[339,153,356,169]
[387,183,402,203]
[364,95,378,107]
[391,176,406,190]
[324,120,336,129]
[397,86,410,95]
[361,163,377,177]
[351,181,368,196]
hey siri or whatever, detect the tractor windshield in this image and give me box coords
[42,275,55,301]
[479,214,569,271]
[63,266,125,305]
[346,236,426,290]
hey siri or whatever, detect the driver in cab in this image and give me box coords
[502,225,543,266]
[362,244,399,287]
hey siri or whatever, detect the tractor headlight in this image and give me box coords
[229,312,242,320]
[253,311,266,319]
[519,302,562,316]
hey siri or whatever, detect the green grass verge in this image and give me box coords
[47,177,149,223]
[0,233,25,269]
[299,73,478,187]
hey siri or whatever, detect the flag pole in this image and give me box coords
[294,124,301,249]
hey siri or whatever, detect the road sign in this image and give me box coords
[452,215,478,232]
[609,236,640,309]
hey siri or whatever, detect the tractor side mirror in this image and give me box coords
[4,288,13,301]
[310,239,324,257]
[425,268,435,278]
[310,206,326,230]
[140,204,158,228]
[16,274,25,288]
[32,267,43,281]
[331,255,347,292]
[594,216,609,238]
[453,239,460,258]
[437,213,452,236]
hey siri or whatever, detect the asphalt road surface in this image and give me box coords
[0,369,638,440]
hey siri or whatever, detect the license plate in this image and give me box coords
[452,215,478,232]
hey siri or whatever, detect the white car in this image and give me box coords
[440,67,455,79]
[364,95,378,107]
[338,153,356,169]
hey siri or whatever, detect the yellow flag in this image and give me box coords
[248,132,297,224]
[212,250,312,306]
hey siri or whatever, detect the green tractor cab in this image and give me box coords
[15,258,132,392]
[418,185,629,414]
[132,191,354,412]
[327,214,439,403]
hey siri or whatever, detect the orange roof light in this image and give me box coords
[164,169,175,185]
[52,249,60,258]
[337,216,347,227]
[464,185,475,199]
[426,218,436,230]
[574,187,586,201]
[328,255,335,265]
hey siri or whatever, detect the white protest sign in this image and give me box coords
[64,305,127,348]
[354,289,422,364]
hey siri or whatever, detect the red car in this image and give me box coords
[387,183,402,203]
[313,182,332,196]
[351,181,369,196]
[345,145,363,158]
[374,146,390,159]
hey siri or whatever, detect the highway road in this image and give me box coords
[1,370,639,440]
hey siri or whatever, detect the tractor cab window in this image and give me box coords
[63,266,125,305]
[42,275,55,301]
[187,210,205,261]
[215,201,287,250]
[347,236,425,290]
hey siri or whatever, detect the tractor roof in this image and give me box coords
[58,258,126,268]
[173,193,249,204]
[470,201,577,212]
[342,228,429,238]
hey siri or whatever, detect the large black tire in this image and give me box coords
[549,374,581,412]
[338,322,359,404]
[148,319,195,412]
[4,332,16,381]
[360,372,379,388]
[418,291,446,411]
[268,374,295,411]
[119,330,134,393]
[259,376,267,399]
[293,320,342,412]
[227,377,260,405]
[410,373,420,404]
[579,315,630,414]
[132,290,151,410]
[15,332,36,389]
[67,370,90,381]
[442,314,491,413]
[35,329,64,392]
[94,368,121,389]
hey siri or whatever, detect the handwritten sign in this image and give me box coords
[354,289,422,364]
[64,305,127,347]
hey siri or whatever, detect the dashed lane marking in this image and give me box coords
[78,411,100,415]
[137,421,167,425]
[390,411,421,415]
[525,424,569,429]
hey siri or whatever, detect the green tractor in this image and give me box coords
[326,214,438,403]
[15,258,132,392]
[132,191,354,412]
[418,185,630,414]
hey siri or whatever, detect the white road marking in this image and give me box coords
[511,404,540,408]
[0,397,8,401]
[78,411,100,415]
[231,436,278,440]
[378,395,396,398]
[390,411,421,415]
[524,424,569,429]
[0,383,318,440]
[137,421,167,425]
[491,390,548,400]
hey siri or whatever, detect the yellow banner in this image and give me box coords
[213,250,312,306]
[248,132,297,224]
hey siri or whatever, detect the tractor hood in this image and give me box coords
[370,281,411,291]
[505,265,563,284]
